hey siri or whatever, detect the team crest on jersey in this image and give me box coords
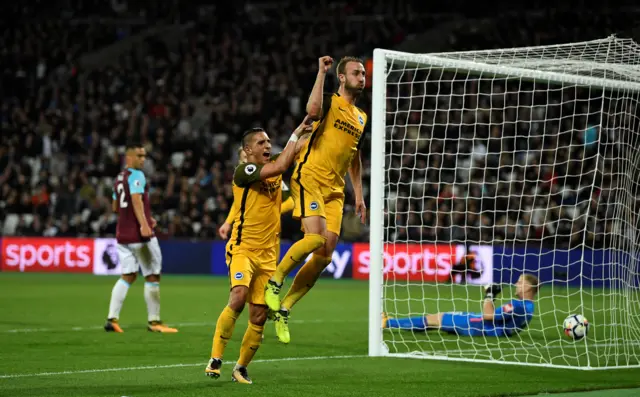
[244,164,257,175]
[134,179,141,187]
[358,115,364,126]
[234,272,244,280]
[310,201,319,211]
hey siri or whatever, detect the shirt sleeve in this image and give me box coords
[492,300,523,323]
[357,112,368,150]
[233,163,263,187]
[225,199,239,224]
[128,170,146,194]
[321,93,333,117]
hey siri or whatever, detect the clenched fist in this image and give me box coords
[318,56,334,74]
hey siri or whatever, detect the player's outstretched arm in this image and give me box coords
[307,56,333,120]
[258,118,313,179]
[234,118,313,187]
[482,284,506,321]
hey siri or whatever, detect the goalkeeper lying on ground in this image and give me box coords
[384,274,539,337]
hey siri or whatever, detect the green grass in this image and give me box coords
[0,273,638,397]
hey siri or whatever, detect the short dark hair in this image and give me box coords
[336,56,364,76]
[242,127,264,147]
[125,141,144,151]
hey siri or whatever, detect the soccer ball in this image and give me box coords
[563,314,589,341]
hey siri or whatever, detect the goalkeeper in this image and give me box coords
[384,274,539,337]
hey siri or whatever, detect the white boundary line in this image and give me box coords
[1,319,366,334]
[0,354,368,379]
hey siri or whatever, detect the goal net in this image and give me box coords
[368,36,640,370]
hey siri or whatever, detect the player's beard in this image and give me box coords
[345,81,364,98]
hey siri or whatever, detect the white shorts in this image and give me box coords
[117,237,162,277]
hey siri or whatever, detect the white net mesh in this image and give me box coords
[374,36,640,369]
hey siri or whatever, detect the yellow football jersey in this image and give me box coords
[229,161,282,249]
[294,93,367,190]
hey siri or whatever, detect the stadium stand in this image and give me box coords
[1,2,639,248]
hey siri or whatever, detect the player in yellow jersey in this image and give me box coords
[265,56,368,343]
[218,147,296,241]
[205,117,312,384]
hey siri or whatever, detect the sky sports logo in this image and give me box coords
[1,238,94,273]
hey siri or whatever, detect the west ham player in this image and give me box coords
[384,274,539,337]
[265,56,368,343]
[205,118,312,384]
[104,142,178,333]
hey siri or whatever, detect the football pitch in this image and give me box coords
[0,273,639,397]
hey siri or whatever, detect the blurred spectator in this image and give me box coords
[1,2,639,251]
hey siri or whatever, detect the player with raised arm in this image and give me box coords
[104,142,178,333]
[205,118,312,384]
[384,274,539,337]
[264,56,368,343]
[218,147,296,240]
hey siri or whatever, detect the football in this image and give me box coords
[563,314,589,341]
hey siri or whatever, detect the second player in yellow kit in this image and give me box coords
[290,91,367,234]
[265,56,368,344]
[205,118,312,385]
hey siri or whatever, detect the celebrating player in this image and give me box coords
[264,56,368,343]
[384,274,539,337]
[104,142,178,333]
[205,118,312,384]
[218,147,296,240]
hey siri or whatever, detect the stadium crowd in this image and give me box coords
[1,2,639,249]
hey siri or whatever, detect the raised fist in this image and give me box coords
[318,56,334,73]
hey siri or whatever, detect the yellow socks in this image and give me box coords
[272,234,326,284]
[281,254,332,310]
[237,322,264,367]
[211,306,239,359]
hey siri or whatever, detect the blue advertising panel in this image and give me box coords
[158,240,213,274]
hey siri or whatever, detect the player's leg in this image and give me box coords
[280,231,337,312]
[265,179,326,311]
[383,312,443,331]
[232,247,274,382]
[280,197,343,311]
[139,238,177,333]
[206,249,253,379]
[233,303,268,384]
[105,244,139,332]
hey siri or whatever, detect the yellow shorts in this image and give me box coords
[290,176,344,236]
[225,244,277,306]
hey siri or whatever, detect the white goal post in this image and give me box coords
[368,35,640,370]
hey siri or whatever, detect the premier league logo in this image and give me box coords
[93,238,122,275]
[101,243,119,270]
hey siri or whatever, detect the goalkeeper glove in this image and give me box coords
[484,284,502,301]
